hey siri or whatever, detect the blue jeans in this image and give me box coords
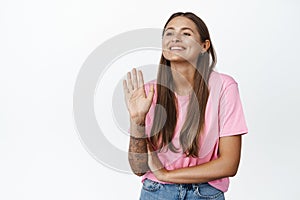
[140,179,225,200]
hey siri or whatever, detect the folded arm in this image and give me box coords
[149,135,242,183]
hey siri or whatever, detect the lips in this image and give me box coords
[169,46,186,51]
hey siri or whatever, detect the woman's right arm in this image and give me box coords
[128,120,148,176]
[123,68,154,176]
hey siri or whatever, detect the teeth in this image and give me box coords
[170,46,184,50]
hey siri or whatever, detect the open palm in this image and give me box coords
[123,68,154,125]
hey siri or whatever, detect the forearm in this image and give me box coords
[128,120,149,176]
[153,135,241,183]
[160,156,238,184]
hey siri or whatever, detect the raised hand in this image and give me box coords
[123,68,154,126]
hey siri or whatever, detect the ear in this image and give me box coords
[202,39,211,52]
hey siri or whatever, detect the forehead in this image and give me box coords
[165,16,198,31]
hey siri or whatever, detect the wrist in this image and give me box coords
[130,119,146,139]
[130,135,146,140]
[130,117,146,126]
[156,168,169,182]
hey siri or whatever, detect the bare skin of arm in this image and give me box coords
[128,121,148,176]
[147,135,242,183]
[123,68,154,176]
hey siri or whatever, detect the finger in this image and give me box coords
[127,72,133,91]
[123,80,129,94]
[146,140,154,153]
[138,70,144,88]
[147,144,154,159]
[146,143,150,154]
[122,80,130,107]
[147,84,155,101]
[132,68,138,89]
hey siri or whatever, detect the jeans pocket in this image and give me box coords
[142,179,162,192]
[193,183,224,199]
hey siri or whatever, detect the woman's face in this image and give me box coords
[162,16,203,65]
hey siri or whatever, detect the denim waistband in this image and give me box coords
[141,178,225,200]
[145,178,204,190]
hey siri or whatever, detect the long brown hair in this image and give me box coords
[149,12,217,157]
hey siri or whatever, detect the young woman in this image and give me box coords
[123,12,248,200]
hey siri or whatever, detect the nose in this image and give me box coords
[171,33,181,42]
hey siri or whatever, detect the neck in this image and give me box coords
[170,61,195,96]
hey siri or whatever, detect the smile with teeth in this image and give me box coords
[170,46,185,51]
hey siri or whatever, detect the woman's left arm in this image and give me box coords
[148,135,242,183]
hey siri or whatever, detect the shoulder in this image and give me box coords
[209,70,238,90]
[144,79,157,87]
[144,79,157,92]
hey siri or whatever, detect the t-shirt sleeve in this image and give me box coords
[219,83,248,137]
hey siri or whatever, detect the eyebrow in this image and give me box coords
[165,27,195,33]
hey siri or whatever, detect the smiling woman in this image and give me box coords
[123,12,248,200]
[162,16,203,66]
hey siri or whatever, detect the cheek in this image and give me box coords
[162,39,169,49]
[189,43,202,54]
[161,40,170,58]
[162,50,170,60]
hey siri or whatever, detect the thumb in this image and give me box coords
[146,84,155,101]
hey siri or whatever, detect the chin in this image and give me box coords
[163,52,186,62]
[165,55,196,65]
[168,56,186,62]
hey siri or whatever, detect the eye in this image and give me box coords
[164,32,173,36]
[183,32,191,36]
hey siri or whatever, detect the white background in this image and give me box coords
[1,0,300,199]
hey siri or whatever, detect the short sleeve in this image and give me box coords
[219,83,248,137]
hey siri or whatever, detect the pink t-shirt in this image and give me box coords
[141,70,248,192]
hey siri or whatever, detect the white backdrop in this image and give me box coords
[1,0,300,199]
